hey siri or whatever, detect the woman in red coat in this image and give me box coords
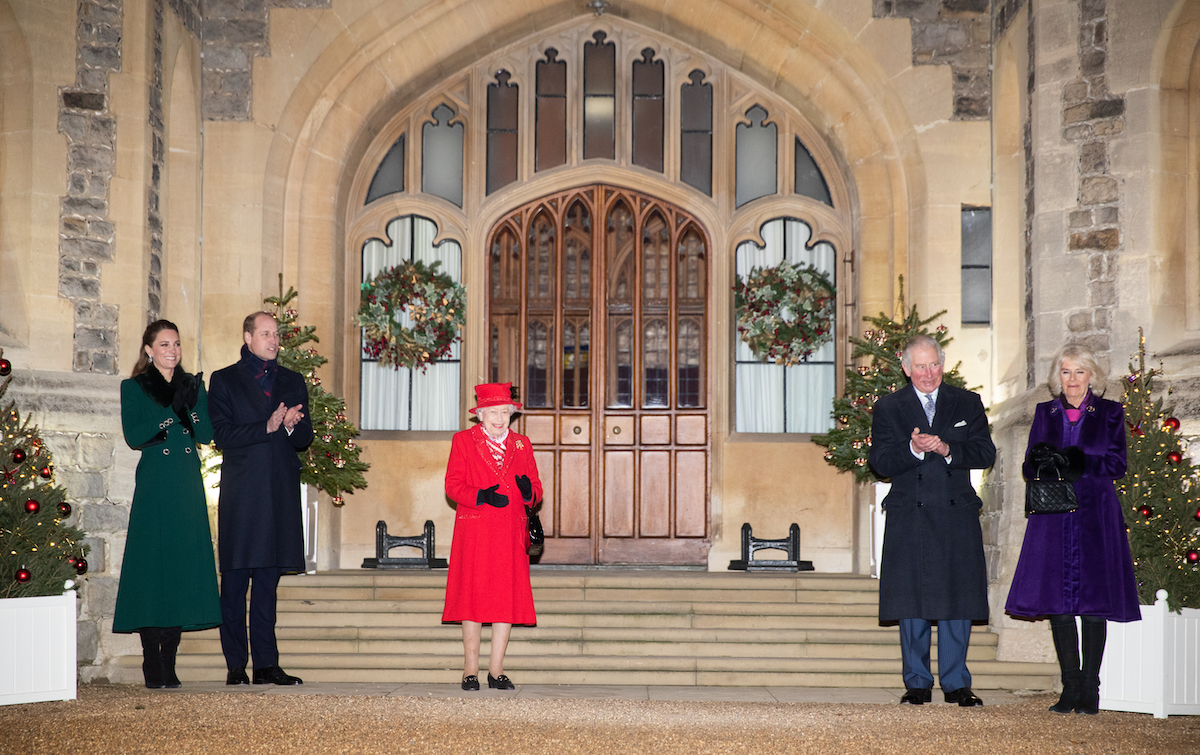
[443,382,542,690]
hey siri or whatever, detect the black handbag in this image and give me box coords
[526,504,545,557]
[1025,461,1078,515]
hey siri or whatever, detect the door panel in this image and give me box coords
[488,185,710,564]
[603,450,635,537]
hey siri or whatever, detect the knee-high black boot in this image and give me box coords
[1077,616,1106,715]
[161,627,182,688]
[1048,615,1081,713]
[139,628,165,689]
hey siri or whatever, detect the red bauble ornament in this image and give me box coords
[1194,507,1200,521]
[1131,425,1144,437]
[24,499,39,514]
[12,448,25,464]
[74,558,88,575]
[1164,417,1181,432]
[1187,550,1200,565]
[15,569,31,583]
[57,502,72,517]
[1139,505,1153,518]
[39,465,52,479]
[0,358,11,376]
[1168,451,1183,465]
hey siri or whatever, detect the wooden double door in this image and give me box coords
[488,185,710,564]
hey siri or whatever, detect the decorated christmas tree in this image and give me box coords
[812,280,968,482]
[1117,332,1200,612]
[268,284,370,506]
[0,350,88,598]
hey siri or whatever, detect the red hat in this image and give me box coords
[470,382,522,413]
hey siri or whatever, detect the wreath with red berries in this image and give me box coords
[357,260,466,370]
[734,260,836,366]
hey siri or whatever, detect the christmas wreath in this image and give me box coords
[357,260,466,370]
[734,260,836,366]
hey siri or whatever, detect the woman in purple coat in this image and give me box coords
[1006,344,1140,715]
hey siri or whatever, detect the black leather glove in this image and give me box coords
[477,484,509,508]
[515,475,533,502]
[1029,442,1057,466]
[172,372,201,417]
[1061,446,1086,482]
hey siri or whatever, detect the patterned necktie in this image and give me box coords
[485,433,506,471]
[923,393,936,426]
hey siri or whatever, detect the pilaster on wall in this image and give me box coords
[58,0,124,374]
[1061,0,1124,360]
[201,0,330,121]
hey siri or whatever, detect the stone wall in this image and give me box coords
[873,0,991,119]
[201,0,330,121]
[59,0,123,375]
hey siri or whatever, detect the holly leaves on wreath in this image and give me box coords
[358,260,466,370]
[734,259,836,366]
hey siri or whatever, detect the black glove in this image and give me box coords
[172,372,201,417]
[1029,442,1058,466]
[515,475,533,502]
[1060,446,1086,482]
[477,484,509,508]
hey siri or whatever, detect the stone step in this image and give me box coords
[156,569,1055,691]
[131,653,1053,689]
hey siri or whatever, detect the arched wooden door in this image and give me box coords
[488,185,710,564]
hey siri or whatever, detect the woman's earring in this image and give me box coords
[149,355,154,364]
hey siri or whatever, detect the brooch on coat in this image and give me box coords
[515,439,525,450]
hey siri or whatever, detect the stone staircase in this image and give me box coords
[142,570,1056,689]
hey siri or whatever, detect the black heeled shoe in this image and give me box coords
[461,675,480,691]
[487,673,515,690]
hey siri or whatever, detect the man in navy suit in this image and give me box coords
[209,311,313,686]
[868,335,995,707]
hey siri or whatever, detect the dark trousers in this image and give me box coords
[899,618,972,692]
[219,567,283,670]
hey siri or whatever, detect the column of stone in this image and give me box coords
[1063,0,1124,358]
[147,0,165,319]
[58,0,123,375]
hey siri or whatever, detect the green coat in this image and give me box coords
[112,372,221,633]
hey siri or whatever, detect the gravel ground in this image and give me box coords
[1,684,1196,754]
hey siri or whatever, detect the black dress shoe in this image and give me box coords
[253,666,303,685]
[226,667,250,685]
[462,675,480,691]
[943,687,983,706]
[487,673,515,690]
[900,687,933,705]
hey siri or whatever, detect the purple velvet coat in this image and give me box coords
[1005,394,1141,622]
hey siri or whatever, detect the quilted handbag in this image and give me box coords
[1024,461,1078,515]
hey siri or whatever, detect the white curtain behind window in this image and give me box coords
[360,216,461,431]
[734,218,836,434]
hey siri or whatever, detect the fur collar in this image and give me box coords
[135,366,187,408]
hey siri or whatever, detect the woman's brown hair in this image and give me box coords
[131,319,184,378]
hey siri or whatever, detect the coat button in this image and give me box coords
[185,447,193,454]
[949,499,956,506]
[162,448,170,455]
[916,501,923,507]
[917,473,923,481]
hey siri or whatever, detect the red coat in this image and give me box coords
[442,424,541,625]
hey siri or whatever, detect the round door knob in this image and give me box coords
[573,426,582,435]
[612,426,621,435]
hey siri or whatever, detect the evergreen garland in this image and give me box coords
[1117,331,1200,612]
[812,280,968,482]
[0,349,88,598]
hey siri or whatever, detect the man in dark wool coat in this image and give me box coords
[868,334,995,708]
[209,311,313,686]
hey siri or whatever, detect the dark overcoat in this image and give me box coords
[869,382,996,622]
[113,371,221,633]
[1005,395,1141,622]
[208,359,313,573]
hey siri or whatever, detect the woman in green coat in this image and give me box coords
[113,320,221,688]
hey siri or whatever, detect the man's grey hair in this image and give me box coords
[900,334,945,369]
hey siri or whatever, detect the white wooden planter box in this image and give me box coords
[0,590,77,706]
[1101,589,1200,718]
